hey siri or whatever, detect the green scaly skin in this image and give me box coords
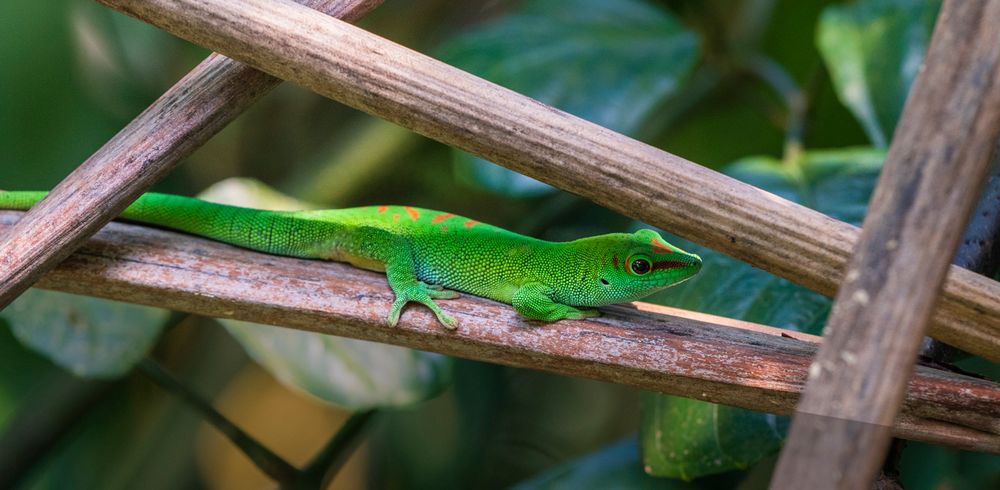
[0,191,702,329]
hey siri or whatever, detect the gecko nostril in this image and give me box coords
[600,278,610,286]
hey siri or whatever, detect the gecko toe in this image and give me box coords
[387,298,408,327]
[566,309,600,320]
[429,290,460,300]
[437,312,459,330]
[420,281,460,299]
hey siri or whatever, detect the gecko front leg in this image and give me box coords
[511,282,599,322]
[383,247,460,329]
[342,227,460,329]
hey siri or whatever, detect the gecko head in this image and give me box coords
[578,229,701,306]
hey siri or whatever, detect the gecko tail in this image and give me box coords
[0,190,331,259]
[0,190,49,210]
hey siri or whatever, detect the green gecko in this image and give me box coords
[0,191,701,329]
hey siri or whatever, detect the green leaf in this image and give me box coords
[220,319,451,409]
[899,441,1000,490]
[199,178,453,409]
[641,148,884,479]
[512,438,698,490]
[437,0,699,196]
[816,0,940,148]
[641,395,786,481]
[1,289,168,378]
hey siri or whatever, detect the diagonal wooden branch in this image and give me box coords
[2,211,998,454]
[953,148,1000,276]
[773,1,1000,488]
[920,140,1000,363]
[0,0,383,310]
[90,0,1000,362]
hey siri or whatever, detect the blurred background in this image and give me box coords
[1,0,998,488]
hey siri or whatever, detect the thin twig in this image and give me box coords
[0,310,191,488]
[293,410,376,489]
[744,55,807,163]
[138,357,300,483]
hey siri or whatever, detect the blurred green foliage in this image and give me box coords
[439,0,699,196]
[817,0,941,147]
[1,0,997,488]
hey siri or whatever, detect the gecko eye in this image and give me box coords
[630,258,651,275]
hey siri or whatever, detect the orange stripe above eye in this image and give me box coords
[651,237,674,254]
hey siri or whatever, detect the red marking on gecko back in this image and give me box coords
[651,237,675,254]
[392,213,400,222]
[611,255,620,270]
[404,206,420,220]
[463,219,479,228]
[431,213,455,224]
[377,205,388,214]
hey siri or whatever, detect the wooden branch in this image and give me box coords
[0,0,382,309]
[2,212,998,454]
[90,0,1000,362]
[773,2,1000,488]
[954,147,1000,275]
[920,138,1000,362]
